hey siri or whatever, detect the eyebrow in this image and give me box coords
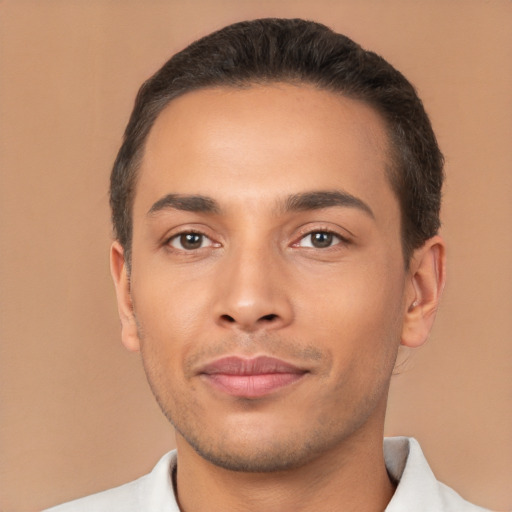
[282,190,374,218]
[148,194,221,215]
[147,190,374,218]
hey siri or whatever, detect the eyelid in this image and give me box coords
[296,232,342,248]
[168,232,212,250]
[163,226,222,252]
[291,224,352,247]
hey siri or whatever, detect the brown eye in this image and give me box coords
[298,231,340,249]
[169,232,211,250]
[311,232,333,248]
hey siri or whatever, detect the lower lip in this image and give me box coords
[202,372,305,398]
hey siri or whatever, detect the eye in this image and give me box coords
[297,231,343,249]
[168,232,213,251]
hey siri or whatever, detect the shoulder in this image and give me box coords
[43,478,144,512]
[43,451,179,512]
[436,480,492,512]
[384,437,491,512]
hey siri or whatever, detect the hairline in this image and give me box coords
[121,80,414,269]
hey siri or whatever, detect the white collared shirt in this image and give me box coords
[44,437,490,511]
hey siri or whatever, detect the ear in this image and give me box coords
[110,241,141,352]
[401,235,446,348]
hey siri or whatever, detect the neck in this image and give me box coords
[174,426,395,512]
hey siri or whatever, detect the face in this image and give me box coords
[113,83,423,472]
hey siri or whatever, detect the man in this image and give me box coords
[45,18,488,511]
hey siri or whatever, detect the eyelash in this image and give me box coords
[165,227,350,253]
[166,231,217,251]
[292,229,349,249]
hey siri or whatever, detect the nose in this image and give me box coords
[213,245,293,333]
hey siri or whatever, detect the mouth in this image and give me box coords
[199,356,308,398]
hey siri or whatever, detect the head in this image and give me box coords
[110,18,444,268]
[109,19,446,473]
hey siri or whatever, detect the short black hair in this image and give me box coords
[110,18,443,265]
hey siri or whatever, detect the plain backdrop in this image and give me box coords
[0,1,511,511]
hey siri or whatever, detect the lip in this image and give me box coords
[199,356,308,398]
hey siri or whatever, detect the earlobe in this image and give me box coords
[110,241,141,352]
[401,235,446,348]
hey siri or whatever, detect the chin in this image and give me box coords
[177,427,321,473]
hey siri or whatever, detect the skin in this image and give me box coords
[111,83,445,511]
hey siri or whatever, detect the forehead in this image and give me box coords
[136,83,396,220]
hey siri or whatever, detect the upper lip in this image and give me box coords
[199,356,307,376]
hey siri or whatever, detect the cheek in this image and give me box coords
[133,268,212,338]
[133,279,204,395]
[295,259,405,364]
[130,280,211,401]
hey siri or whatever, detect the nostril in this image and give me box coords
[218,313,279,327]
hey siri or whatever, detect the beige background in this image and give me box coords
[0,1,511,511]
